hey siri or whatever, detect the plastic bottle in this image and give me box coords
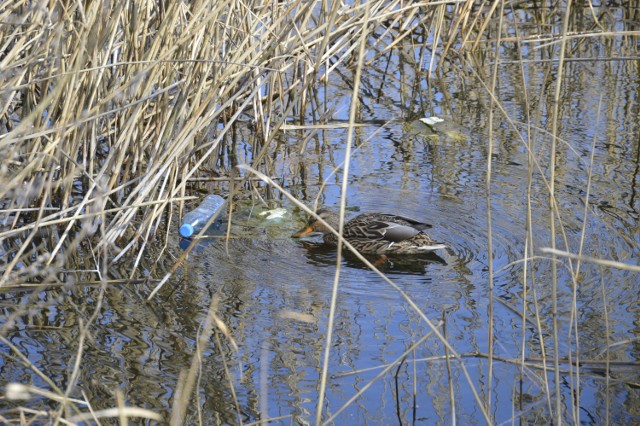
[179,195,226,238]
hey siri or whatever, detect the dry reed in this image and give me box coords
[1,0,638,424]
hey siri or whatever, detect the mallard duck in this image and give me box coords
[292,209,446,255]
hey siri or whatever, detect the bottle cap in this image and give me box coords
[179,224,195,238]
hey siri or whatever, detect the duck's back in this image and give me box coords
[344,213,432,242]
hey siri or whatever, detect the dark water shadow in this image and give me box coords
[295,240,447,275]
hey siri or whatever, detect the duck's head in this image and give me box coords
[292,209,339,237]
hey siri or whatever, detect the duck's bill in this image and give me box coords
[292,226,314,238]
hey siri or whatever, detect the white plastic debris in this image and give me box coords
[419,116,445,128]
[259,208,287,220]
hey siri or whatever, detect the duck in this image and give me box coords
[292,209,446,255]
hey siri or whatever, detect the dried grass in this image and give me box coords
[1,0,639,424]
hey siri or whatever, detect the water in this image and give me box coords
[2,9,640,426]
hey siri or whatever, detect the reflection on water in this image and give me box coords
[2,8,640,426]
[296,238,448,269]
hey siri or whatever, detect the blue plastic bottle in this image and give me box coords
[179,195,226,238]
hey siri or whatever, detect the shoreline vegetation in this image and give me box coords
[1,0,639,424]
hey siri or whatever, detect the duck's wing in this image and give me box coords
[346,219,420,243]
[375,221,422,242]
[384,214,433,231]
[361,213,433,231]
[344,213,434,241]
